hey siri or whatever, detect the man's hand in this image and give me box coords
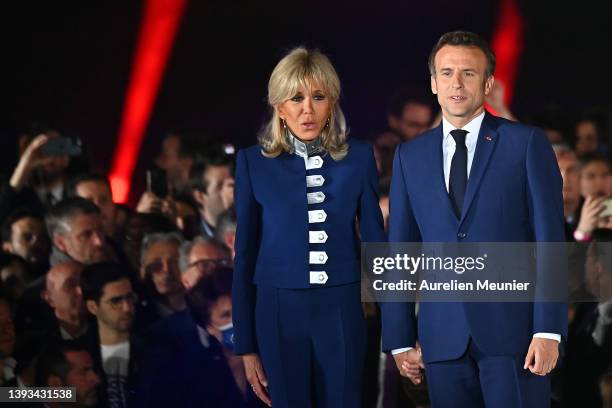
[243,353,272,406]
[523,337,559,376]
[393,348,425,384]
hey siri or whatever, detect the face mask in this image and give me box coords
[217,322,235,350]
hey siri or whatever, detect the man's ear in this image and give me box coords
[53,233,68,252]
[41,288,53,307]
[2,242,13,252]
[86,300,98,316]
[430,75,438,95]
[47,375,63,387]
[484,75,495,96]
[192,189,207,207]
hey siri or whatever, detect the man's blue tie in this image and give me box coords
[449,129,468,218]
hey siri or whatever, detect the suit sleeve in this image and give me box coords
[232,149,261,355]
[380,144,420,352]
[357,145,386,243]
[525,128,568,339]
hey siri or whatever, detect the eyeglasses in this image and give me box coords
[187,258,231,272]
[144,259,180,276]
[103,293,139,310]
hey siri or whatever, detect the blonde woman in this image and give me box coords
[232,47,385,407]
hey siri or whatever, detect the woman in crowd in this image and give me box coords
[232,47,386,407]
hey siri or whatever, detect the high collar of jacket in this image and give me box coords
[286,129,324,158]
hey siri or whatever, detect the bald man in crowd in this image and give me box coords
[13,261,88,358]
[41,261,88,339]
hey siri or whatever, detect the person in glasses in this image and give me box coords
[81,262,142,408]
[179,236,232,290]
[139,232,186,320]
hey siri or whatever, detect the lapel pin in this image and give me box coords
[485,135,493,141]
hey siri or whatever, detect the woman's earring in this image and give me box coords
[325,117,330,128]
[282,119,287,129]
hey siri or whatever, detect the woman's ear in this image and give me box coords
[276,104,285,120]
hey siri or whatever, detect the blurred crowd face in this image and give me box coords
[557,151,582,210]
[3,216,49,265]
[277,81,332,142]
[0,299,16,358]
[431,45,493,127]
[88,278,135,334]
[44,262,85,323]
[54,213,108,264]
[142,240,183,296]
[156,134,181,171]
[575,120,599,157]
[201,165,234,224]
[0,259,31,300]
[156,134,194,195]
[206,295,232,343]
[389,102,432,141]
[75,181,117,238]
[581,160,612,198]
[63,350,100,407]
[182,242,231,290]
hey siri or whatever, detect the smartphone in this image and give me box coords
[40,137,82,156]
[146,169,168,198]
[599,198,612,218]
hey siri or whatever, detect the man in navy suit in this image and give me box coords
[384,31,567,407]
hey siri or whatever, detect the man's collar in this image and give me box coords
[442,111,486,152]
[196,324,211,349]
[286,130,324,158]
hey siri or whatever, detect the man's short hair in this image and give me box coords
[67,173,112,197]
[45,197,101,237]
[189,153,234,193]
[580,153,611,169]
[428,31,496,78]
[34,339,91,386]
[80,262,132,303]
[140,232,184,267]
[179,236,230,273]
[1,209,44,244]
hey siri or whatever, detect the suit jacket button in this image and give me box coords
[457,232,467,239]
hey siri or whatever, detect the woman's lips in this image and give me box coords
[301,122,316,130]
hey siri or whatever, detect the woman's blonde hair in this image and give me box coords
[258,47,349,160]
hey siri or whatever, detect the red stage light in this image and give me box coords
[490,0,524,106]
[109,0,187,203]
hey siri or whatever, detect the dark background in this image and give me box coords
[1,0,609,198]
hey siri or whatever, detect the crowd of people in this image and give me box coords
[0,79,611,407]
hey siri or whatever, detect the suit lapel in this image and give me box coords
[459,112,499,225]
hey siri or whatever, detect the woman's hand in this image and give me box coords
[243,353,271,406]
[10,134,51,189]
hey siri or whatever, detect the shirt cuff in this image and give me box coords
[533,333,561,342]
[391,347,413,355]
